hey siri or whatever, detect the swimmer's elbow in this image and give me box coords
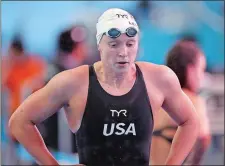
[8,113,21,137]
[191,115,200,134]
[9,111,34,137]
[188,106,200,132]
[179,113,200,136]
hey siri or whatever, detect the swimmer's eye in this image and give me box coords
[127,41,135,47]
[127,43,134,47]
[109,42,117,48]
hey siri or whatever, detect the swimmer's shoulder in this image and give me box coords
[48,65,89,94]
[136,61,179,86]
[136,61,171,74]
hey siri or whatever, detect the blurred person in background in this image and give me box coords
[150,39,211,165]
[179,33,199,44]
[1,35,47,164]
[54,25,88,72]
[2,35,47,130]
[42,25,89,154]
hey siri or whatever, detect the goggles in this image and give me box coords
[104,27,137,38]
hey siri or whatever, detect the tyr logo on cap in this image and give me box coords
[116,14,128,19]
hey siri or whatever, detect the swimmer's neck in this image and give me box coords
[97,62,136,88]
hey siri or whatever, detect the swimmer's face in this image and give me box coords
[98,33,139,72]
[187,52,206,92]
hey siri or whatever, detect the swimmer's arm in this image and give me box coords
[185,98,211,165]
[8,70,77,165]
[196,98,211,148]
[184,136,211,165]
[160,66,200,165]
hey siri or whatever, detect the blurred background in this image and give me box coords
[1,1,224,165]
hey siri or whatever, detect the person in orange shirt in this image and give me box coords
[2,36,46,121]
[150,40,211,165]
[1,36,47,164]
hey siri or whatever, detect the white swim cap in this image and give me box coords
[96,8,139,45]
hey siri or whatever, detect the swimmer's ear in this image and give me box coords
[98,43,102,53]
[98,45,101,52]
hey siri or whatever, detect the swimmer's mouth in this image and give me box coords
[117,62,128,64]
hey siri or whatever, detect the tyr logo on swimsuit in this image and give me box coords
[110,109,127,117]
[103,109,136,136]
